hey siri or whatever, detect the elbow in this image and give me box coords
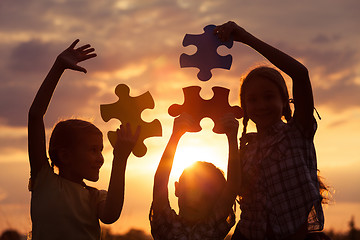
[294,64,309,79]
[100,212,121,224]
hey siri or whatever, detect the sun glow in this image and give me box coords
[170,130,229,180]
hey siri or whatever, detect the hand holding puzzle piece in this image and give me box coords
[180,24,233,81]
[100,84,162,157]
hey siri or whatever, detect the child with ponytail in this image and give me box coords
[215,22,327,240]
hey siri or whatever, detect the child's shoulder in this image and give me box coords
[29,162,52,191]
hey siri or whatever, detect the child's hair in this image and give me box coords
[240,66,292,144]
[317,171,331,205]
[179,161,226,194]
[48,119,102,168]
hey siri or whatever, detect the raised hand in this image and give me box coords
[172,113,196,137]
[214,21,247,43]
[220,113,239,139]
[56,39,97,73]
[113,123,141,159]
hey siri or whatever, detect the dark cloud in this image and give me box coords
[265,41,360,111]
[306,48,358,77]
[311,34,342,44]
[0,85,33,126]
[0,134,27,155]
[314,79,360,111]
[7,40,58,74]
[0,38,105,128]
[35,78,103,128]
[0,72,102,128]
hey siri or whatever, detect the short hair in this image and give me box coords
[0,229,21,240]
[179,161,226,193]
[48,119,102,168]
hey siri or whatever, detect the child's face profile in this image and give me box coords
[244,77,284,131]
[68,132,104,183]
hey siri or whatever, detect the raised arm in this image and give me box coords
[99,123,140,224]
[28,39,96,180]
[217,114,240,210]
[215,22,314,132]
[152,114,195,210]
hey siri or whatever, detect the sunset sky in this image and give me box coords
[0,0,360,236]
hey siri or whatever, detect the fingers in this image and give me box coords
[79,53,97,67]
[69,39,97,58]
[221,113,239,137]
[73,65,87,74]
[69,40,97,73]
[114,123,140,158]
[76,44,91,51]
[69,39,80,49]
[82,47,95,55]
[214,21,237,42]
[117,123,141,142]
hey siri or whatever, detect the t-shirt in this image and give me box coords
[235,119,324,240]
[150,201,235,240]
[30,164,107,240]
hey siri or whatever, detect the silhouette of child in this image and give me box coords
[150,113,240,240]
[28,40,140,240]
[0,230,21,240]
[214,21,326,240]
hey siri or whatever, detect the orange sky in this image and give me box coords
[0,0,360,235]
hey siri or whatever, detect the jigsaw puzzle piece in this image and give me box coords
[168,86,243,134]
[180,24,233,81]
[168,86,204,132]
[100,84,162,157]
[207,87,243,133]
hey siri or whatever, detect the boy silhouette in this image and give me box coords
[150,113,240,240]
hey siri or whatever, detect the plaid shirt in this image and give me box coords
[236,119,324,240]
[149,202,235,240]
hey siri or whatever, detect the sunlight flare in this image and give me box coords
[170,131,229,180]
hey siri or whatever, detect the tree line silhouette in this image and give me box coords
[1,216,359,240]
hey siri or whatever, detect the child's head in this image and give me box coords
[175,161,226,223]
[49,119,104,182]
[240,66,292,133]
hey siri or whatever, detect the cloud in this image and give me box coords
[0,126,27,155]
[314,80,360,111]
[261,40,360,112]
[0,162,30,204]
[0,72,103,128]
[7,39,59,74]
[311,34,341,44]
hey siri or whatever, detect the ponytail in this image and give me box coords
[240,115,249,150]
[283,99,293,122]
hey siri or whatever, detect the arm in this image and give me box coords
[99,123,140,224]
[28,39,96,180]
[215,22,314,132]
[152,114,194,210]
[217,114,240,210]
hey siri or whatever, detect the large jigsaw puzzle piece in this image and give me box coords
[168,86,243,134]
[180,24,233,81]
[100,84,162,157]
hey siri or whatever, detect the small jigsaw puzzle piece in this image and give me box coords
[106,120,161,158]
[100,84,162,157]
[180,25,233,81]
[206,87,243,133]
[168,86,243,134]
[168,86,204,132]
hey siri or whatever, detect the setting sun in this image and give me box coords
[170,127,230,180]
